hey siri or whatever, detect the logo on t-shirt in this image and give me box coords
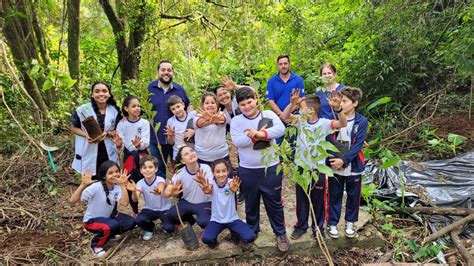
[137,127,142,134]
[113,192,119,202]
[353,124,359,134]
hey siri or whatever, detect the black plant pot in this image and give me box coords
[253,117,273,150]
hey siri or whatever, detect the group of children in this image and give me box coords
[70,62,368,257]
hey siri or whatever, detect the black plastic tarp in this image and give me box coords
[363,151,474,246]
[363,150,474,208]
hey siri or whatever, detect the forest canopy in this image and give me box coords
[0,0,472,156]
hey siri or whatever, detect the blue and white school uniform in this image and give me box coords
[135,176,174,233]
[230,110,286,235]
[328,119,362,225]
[327,117,366,226]
[116,118,150,153]
[201,179,255,246]
[165,164,213,228]
[81,182,135,249]
[293,117,334,233]
[193,113,229,164]
[166,111,197,160]
[116,117,151,213]
[71,102,120,176]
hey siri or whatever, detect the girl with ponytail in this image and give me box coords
[69,160,136,257]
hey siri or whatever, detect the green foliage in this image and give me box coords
[447,133,467,155]
[406,239,446,262]
[420,128,468,157]
[37,173,60,197]
[41,246,60,262]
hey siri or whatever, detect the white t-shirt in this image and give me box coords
[334,119,361,176]
[136,176,172,211]
[210,179,239,223]
[294,117,333,169]
[166,111,197,160]
[81,182,122,222]
[230,110,285,168]
[193,115,228,162]
[171,164,213,204]
[116,118,150,151]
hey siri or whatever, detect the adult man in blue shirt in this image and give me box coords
[266,55,304,144]
[148,60,192,178]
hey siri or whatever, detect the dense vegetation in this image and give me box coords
[1,0,472,157]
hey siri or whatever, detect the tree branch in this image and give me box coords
[159,13,193,20]
[422,214,474,244]
[205,0,229,8]
[100,0,125,36]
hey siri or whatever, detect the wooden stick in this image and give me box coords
[105,233,130,260]
[384,207,474,217]
[450,230,473,266]
[423,214,474,244]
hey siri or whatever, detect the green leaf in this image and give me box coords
[317,164,333,176]
[367,97,392,112]
[427,138,440,146]
[29,65,41,78]
[381,222,393,231]
[413,246,428,260]
[42,78,54,92]
[447,133,466,146]
[319,140,339,152]
[381,156,400,169]
[276,164,282,175]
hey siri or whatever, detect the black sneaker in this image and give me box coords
[290,228,306,240]
[276,234,289,252]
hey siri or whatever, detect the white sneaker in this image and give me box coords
[328,225,339,239]
[91,247,106,257]
[111,234,121,240]
[143,231,154,241]
[345,222,356,238]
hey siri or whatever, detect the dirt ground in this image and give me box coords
[0,123,471,263]
[431,111,474,145]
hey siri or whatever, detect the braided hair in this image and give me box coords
[90,82,122,127]
[97,160,120,205]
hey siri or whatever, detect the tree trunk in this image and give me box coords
[67,0,80,94]
[31,2,54,104]
[100,0,147,85]
[384,206,474,217]
[1,0,50,123]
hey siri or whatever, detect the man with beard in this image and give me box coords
[266,55,304,145]
[148,60,192,178]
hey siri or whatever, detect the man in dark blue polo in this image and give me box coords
[148,60,192,177]
[266,55,305,144]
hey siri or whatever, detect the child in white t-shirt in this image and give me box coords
[194,159,255,248]
[69,161,136,257]
[128,155,174,241]
[280,89,346,240]
[194,92,229,165]
[162,145,213,229]
[115,95,150,216]
[165,95,196,163]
